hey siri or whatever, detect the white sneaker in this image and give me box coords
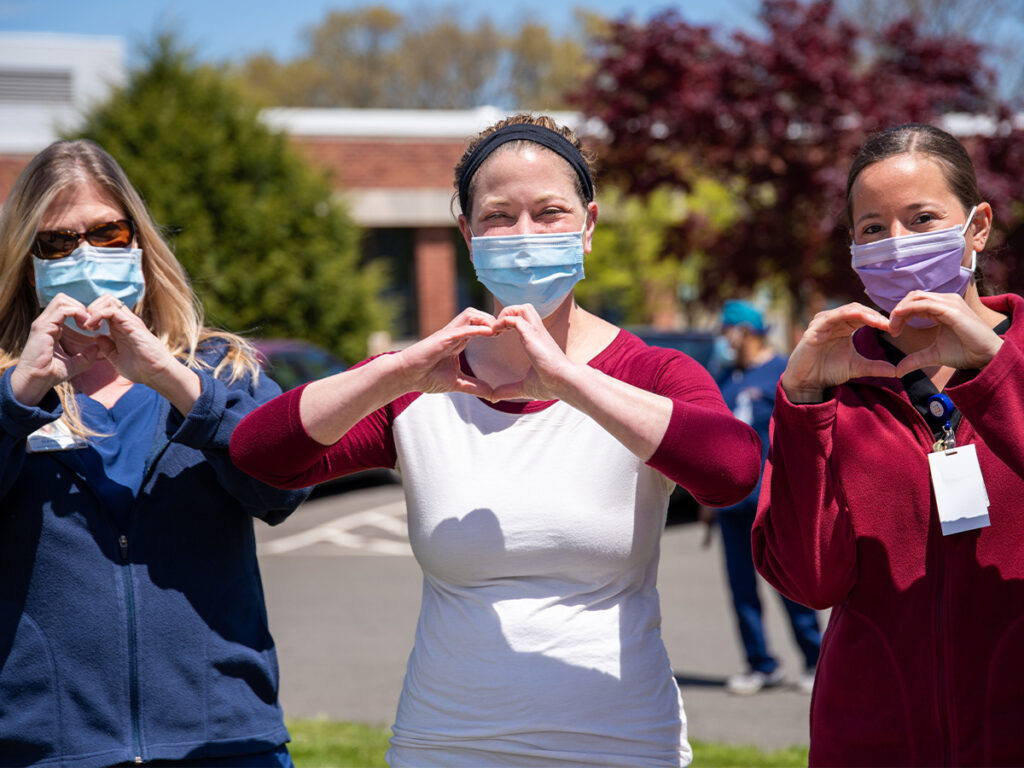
[795,668,815,695]
[725,668,785,695]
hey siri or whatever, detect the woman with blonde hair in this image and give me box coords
[0,139,307,766]
[232,114,761,767]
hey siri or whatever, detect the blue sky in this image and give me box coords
[0,1,758,63]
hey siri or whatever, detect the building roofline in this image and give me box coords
[260,106,607,140]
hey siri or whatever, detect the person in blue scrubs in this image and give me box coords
[0,139,309,766]
[711,300,821,695]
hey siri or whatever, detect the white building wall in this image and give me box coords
[0,33,125,152]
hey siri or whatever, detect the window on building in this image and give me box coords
[364,227,417,339]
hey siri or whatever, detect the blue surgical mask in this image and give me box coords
[470,221,586,317]
[33,244,145,336]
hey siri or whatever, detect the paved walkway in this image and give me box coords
[257,485,822,751]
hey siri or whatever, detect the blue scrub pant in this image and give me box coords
[718,502,821,674]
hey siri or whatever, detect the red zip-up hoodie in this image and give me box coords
[753,294,1024,767]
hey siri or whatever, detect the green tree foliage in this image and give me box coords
[72,36,390,363]
[578,182,741,326]
[236,6,598,110]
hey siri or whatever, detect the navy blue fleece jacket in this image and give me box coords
[0,344,309,767]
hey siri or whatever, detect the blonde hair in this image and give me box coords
[0,139,260,436]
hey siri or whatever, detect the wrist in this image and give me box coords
[377,351,423,398]
[781,375,824,404]
[148,359,201,415]
[982,337,1004,366]
[9,364,58,407]
[545,359,589,404]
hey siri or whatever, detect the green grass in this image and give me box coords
[286,719,809,767]
[286,719,392,766]
[690,739,809,766]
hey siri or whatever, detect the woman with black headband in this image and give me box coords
[232,114,761,766]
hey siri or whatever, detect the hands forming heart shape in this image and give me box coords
[781,292,1004,403]
[12,291,177,406]
[396,304,576,403]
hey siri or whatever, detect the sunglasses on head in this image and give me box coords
[34,219,135,260]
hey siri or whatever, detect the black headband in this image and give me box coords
[457,123,595,215]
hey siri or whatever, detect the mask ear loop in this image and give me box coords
[962,205,979,275]
[960,205,978,235]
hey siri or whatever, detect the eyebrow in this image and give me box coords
[854,202,938,227]
[477,192,575,209]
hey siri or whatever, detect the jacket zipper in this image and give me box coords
[888,391,958,765]
[932,532,950,765]
[118,427,170,764]
[943,547,958,764]
[118,534,144,764]
[58,399,172,763]
[884,387,956,763]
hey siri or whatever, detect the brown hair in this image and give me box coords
[453,113,597,218]
[0,139,260,436]
[845,123,981,227]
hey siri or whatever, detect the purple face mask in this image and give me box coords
[850,207,977,329]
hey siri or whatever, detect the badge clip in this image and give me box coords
[928,393,956,452]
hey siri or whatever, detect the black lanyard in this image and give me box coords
[876,316,1011,443]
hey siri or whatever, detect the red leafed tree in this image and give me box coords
[572,0,1024,317]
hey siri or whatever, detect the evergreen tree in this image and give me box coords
[73,35,390,363]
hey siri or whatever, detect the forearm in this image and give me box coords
[300,353,412,445]
[648,398,761,506]
[553,361,761,505]
[8,365,56,408]
[553,363,671,460]
[948,339,1024,475]
[148,361,202,417]
[0,370,63,499]
[752,389,856,608]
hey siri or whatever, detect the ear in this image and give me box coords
[968,202,992,255]
[457,214,473,261]
[583,201,599,255]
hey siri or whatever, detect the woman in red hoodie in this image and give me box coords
[753,123,1024,766]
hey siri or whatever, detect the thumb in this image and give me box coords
[68,343,102,376]
[895,350,937,378]
[450,374,494,400]
[852,357,898,380]
[490,379,527,402]
[94,335,117,359]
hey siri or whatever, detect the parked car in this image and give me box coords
[630,327,721,526]
[252,338,348,393]
[252,338,398,495]
[628,327,717,370]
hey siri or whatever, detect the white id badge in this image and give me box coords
[25,419,87,452]
[927,443,990,536]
